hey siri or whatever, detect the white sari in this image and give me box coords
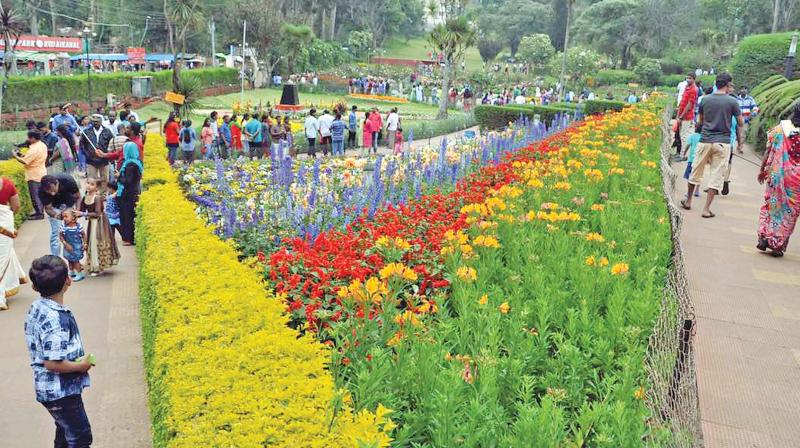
[0,204,26,306]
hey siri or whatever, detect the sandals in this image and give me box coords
[757,239,769,251]
[701,212,715,218]
[680,199,691,210]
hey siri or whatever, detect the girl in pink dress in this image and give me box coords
[362,111,373,152]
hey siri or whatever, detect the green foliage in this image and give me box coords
[280,23,315,73]
[481,0,555,56]
[659,74,716,88]
[594,69,637,86]
[517,34,556,71]
[474,104,568,130]
[476,34,505,63]
[347,30,374,60]
[2,68,238,113]
[584,99,627,115]
[749,76,800,146]
[633,58,663,86]
[730,32,797,89]
[0,160,32,227]
[548,46,603,85]
[297,39,352,72]
[574,0,639,67]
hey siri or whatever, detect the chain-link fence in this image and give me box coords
[644,104,703,447]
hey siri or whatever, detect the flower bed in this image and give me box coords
[137,135,393,447]
[182,97,679,444]
[348,93,410,103]
[0,160,33,227]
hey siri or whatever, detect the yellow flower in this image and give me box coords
[474,235,501,248]
[611,263,629,275]
[478,294,488,305]
[553,181,571,191]
[599,257,609,267]
[641,160,657,168]
[591,204,605,212]
[499,302,510,314]
[456,266,478,282]
[365,277,381,295]
[586,232,605,242]
[634,386,645,400]
[585,255,596,266]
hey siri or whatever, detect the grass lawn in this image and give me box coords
[382,37,486,73]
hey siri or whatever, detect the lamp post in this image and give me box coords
[785,32,799,80]
[82,26,92,111]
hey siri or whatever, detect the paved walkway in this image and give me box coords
[673,145,800,447]
[0,218,151,447]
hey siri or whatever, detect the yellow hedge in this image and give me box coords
[137,134,392,447]
[0,160,33,227]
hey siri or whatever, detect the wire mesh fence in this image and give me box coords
[644,104,703,447]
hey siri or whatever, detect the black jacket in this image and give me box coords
[80,126,114,167]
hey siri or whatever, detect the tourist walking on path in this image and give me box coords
[304,109,320,158]
[50,126,78,178]
[80,115,113,192]
[201,119,215,160]
[230,115,243,158]
[363,111,374,154]
[369,108,382,153]
[179,120,197,164]
[348,106,358,149]
[676,74,698,159]
[330,113,346,156]
[24,255,94,447]
[80,178,120,275]
[117,141,143,246]
[164,112,180,165]
[245,114,263,159]
[386,107,400,150]
[39,174,81,257]
[219,116,232,159]
[737,86,758,154]
[681,73,743,218]
[756,102,800,258]
[0,176,26,310]
[13,131,48,220]
[318,110,334,156]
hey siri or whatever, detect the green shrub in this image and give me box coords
[594,69,637,86]
[474,104,567,130]
[633,58,663,86]
[0,160,32,227]
[659,74,715,88]
[584,99,627,115]
[3,68,239,113]
[748,76,800,147]
[730,32,797,89]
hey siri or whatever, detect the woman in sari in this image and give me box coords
[80,177,120,275]
[0,177,27,310]
[230,114,243,157]
[49,125,77,177]
[117,137,143,246]
[757,103,800,257]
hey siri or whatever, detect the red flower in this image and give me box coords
[342,357,351,365]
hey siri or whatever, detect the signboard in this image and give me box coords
[0,35,82,53]
[164,91,185,105]
[127,47,146,65]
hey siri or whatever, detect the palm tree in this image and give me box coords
[0,1,25,131]
[164,0,204,111]
[429,17,475,120]
[558,0,576,100]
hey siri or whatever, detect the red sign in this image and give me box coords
[0,35,82,53]
[127,47,146,65]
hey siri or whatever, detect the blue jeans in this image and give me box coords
[48,211,63,256]
[42,394,93,448]
[76,150,86,172]
[331,140,344,156]
[166,144,178,165]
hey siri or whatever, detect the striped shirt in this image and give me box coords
[737,95,758,124]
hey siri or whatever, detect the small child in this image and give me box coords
[179,119,197,164]
[684,128,702,197]
[106,181,121,239]
[24,255,94,446]
[394,127,404,155]
[59,209,85,281]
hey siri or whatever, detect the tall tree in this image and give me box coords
[164,0,204,109]
[558,0,575,97]
[0,0,24,129]
[280,23,314,74]
[429,16,475,119]
[485,0,554,56]
[574,0,640,68]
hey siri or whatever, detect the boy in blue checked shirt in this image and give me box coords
[24,255,95,447]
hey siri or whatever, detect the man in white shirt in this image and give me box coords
[385,107,400,149]
[677,78,688,107]
[317,109,334,156]
[515,95,526,105]
[304,109,320,158]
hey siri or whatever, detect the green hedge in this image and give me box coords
[0,160,32,227]
[730,32,797,89]
[3,67,239,113]
[594,69,637,86]
[584,99,627,115]
[474,105,567,130]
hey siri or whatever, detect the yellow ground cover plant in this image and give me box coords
[137,135,392,447]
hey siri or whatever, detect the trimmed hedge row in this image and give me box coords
[0,160,32,227]
[730,32,797,89]
[593,69,637,86]
[136,134,393,447]
[584,99,627,115]
[474,104,568,130]
[3,68,239,113]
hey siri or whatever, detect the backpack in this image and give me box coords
[182,128,191,144]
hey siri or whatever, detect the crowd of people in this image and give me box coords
[674,71,798,258]
[2,101,145,305]
[303,106,403,157]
